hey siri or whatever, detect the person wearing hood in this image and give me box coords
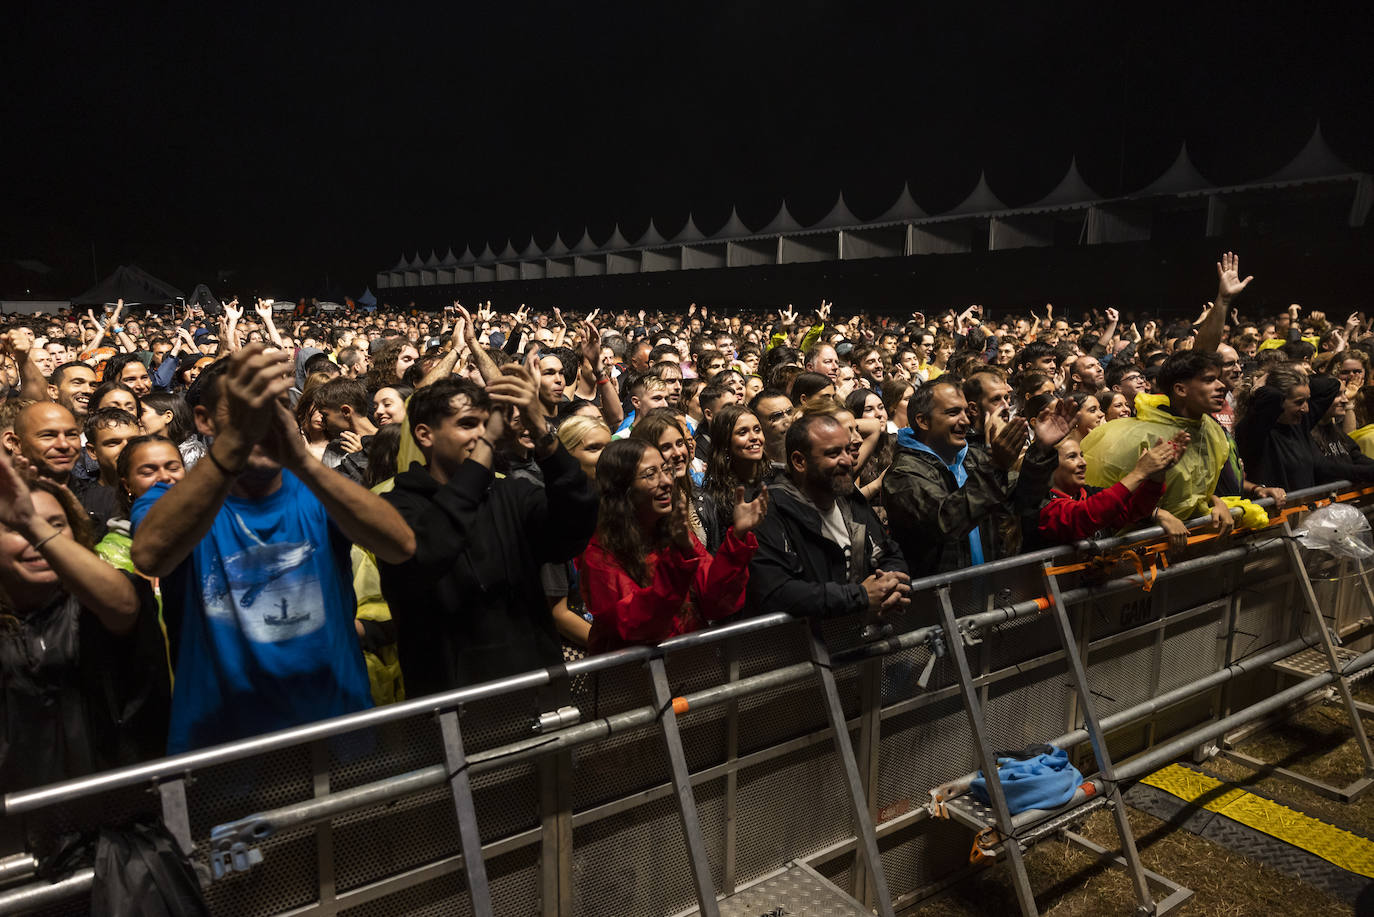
[748,413,910,620]
[1082,351,1236,532]
[376,372,597,694]
[882,380,1065,578]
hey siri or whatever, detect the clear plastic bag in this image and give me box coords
[1296,504,1374,560]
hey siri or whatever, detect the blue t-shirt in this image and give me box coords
[132,472,372,753]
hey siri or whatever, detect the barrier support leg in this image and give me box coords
[647,655,721,917]
[1042,567,1155,916]
[936,586,1039,917]
[806,623,895,917]
[438,708,495,917]
[1279,525,1374,794]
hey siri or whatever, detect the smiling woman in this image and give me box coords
[575,439,764,654]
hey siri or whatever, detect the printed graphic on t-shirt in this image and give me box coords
[202,511,323,643]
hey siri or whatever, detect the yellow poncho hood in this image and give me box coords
[1080,393,1230,521]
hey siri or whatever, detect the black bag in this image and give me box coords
[91,820,208,917]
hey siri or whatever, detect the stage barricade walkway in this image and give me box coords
[3,483,1373,916]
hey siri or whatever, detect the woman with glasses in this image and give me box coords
[576,439,766,653]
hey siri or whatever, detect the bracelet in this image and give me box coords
[595,376,610,386]
[206,447,245,477]
[31,530,60,552]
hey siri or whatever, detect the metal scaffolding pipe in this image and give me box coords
[0,868,93,913]
[1115,645,1374,783]
[935,632,1319,799]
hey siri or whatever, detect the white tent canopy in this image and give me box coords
[946,172,1007,217]
[1138,143,1211,197]
[877,182,927,223]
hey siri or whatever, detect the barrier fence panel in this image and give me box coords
[3,485,1374,915]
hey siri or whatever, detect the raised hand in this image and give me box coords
[216,344,295,458]
[1105,307,1119,324]
[553,307,566,328]
[255,298,274,322]
[781,304,796,323]
[1030,397,1077,448]
[579,320,602,368]
[513,304,529,326]
[667,489,696,551]
[1215,251,1254,302]
[0,448,38,536]
[990,416,1029,469]
[817,300,832,322]
[911,311,926,326]
[731,484,769,535]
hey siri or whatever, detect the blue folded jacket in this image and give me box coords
[969,746,1083,814]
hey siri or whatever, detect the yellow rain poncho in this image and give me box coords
[1081,393,1230,521]
[1351,424,1374,460]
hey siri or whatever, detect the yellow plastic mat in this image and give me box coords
[1141,763,1374,878]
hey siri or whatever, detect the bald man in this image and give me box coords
[5,401,82,484]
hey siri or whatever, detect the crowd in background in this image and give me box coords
[5,250,1374,792]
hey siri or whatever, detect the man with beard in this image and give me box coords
[48,362,97,420]
[962,368,1012,455]
[884,380,1064,577]
[748,414,909,619]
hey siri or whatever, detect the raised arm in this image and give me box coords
[1195,252,1253,354]
[0,450,139,633]
[259,401,416,564]
[255,298,285,347]
[132,345,295,576]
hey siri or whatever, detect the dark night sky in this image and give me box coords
[4,1,1371,298]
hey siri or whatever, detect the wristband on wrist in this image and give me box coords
[206,447,245,477]
[31,530,61,552]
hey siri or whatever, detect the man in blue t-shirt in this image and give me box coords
[132,345,416,753]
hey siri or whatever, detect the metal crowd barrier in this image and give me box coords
[3,483,1373,916]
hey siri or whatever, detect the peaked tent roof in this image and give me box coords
[810,192,863,230]
[440,248,459,266]
[570,228,598,254]
[457,245,476,265]
[946,172,1008,216]
[877,183,928,223]
[758,200,804,235]
[1137,142,1212,197]
[1266,123,1357,182]
[519,237,543,259]
[1031,157,1100,210]
[424,251,441,268]
[408,254,425,269]
[603,224,631,250]
[73,264,184,306]
[671,214,707,244]
[498,240,519,261]
[710,206,753,240]
[545,233,570,257]
[390,253,409,272]
[636,219,667,247]
[357,287,377,307]
[477,243,497,263]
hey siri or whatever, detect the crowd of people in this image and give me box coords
[4,250,1374,791]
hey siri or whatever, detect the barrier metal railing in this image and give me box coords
[2,482,1372,916]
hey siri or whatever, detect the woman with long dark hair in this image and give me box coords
[576,439,766,653]
[700,404,767,551]
[632,408,706,541]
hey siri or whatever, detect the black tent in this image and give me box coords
[73,265,183,307]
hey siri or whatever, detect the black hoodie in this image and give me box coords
[377,447,597,696]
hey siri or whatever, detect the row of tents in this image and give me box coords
[385,125,1370,270]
